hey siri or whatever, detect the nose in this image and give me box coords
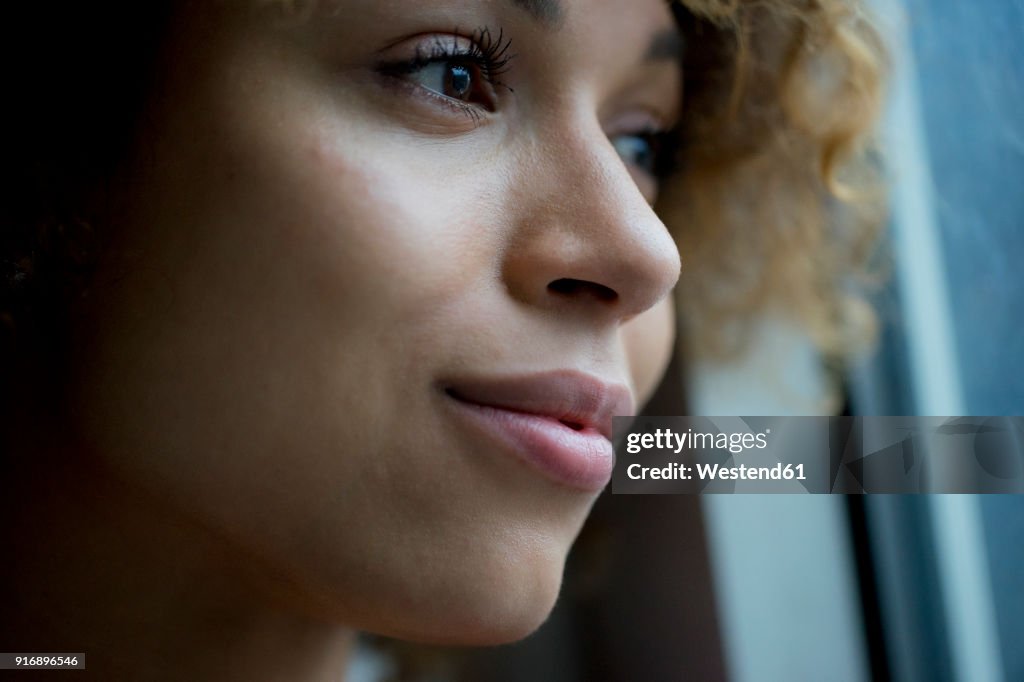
[501,122,682,325]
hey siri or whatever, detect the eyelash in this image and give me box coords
[376,27,515,123]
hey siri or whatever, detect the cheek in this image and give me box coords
[67,77,580,642]
[622,296,676,406]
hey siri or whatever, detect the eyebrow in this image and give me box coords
[507,0,564,26]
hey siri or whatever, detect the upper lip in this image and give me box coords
[443,370,635,440]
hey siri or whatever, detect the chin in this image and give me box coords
[365,535,569,647]
[406,584,563,647]
[440,573,564,646]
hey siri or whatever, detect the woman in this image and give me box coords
[0,0,884,679]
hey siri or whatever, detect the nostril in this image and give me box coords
[548,278,618,303]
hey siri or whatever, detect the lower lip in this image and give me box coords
[445,395,614,492]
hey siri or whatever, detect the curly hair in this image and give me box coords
[664,0,887,364]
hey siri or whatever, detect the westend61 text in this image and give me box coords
[627,462,807,481]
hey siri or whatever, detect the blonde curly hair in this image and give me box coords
[663,0,887,363]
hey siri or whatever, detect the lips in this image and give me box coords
[442,370,635,491]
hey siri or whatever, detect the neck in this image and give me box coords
[0,442,355,681]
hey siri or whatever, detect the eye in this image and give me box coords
[613,134,658,175]
[375,28,515,122]
[408,59,493,109]
[611,128,679,180]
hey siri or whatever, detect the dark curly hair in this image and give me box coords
[1,3,176,419]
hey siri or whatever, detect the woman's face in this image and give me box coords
[71,0,681,643]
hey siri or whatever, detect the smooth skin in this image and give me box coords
[3,0,682,679]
